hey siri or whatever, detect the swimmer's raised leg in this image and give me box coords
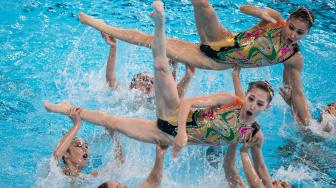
[44,101,174,145]
[79,12,152,47]
[78,12,231,70]
[192,0,229,43]
[150,1,188,158]
[150,1,180,119]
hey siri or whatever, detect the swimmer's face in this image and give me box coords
[284,19,309,44]
[65,138,89,168]
[243,88,270,119]
[105,181,127,188]
[130,73,154,95]
[272,180,292,188]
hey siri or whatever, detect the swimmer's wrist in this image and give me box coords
[302,119,312,126]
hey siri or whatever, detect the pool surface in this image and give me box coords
[0,0,335,187]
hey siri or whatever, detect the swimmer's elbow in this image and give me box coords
[53,150,62,160]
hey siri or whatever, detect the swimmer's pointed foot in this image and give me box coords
[78,12,105,27]
[172,133,187,158]
[150,1,164,24]
[78,12,90,24]
[44,100,71,114]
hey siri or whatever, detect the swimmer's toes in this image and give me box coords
[78,12,87,23]
[152,1,164,18]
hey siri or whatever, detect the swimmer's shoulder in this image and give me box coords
[283,52,304,70]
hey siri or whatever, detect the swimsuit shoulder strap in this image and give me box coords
[281,43,300,63]
[251,121,260,137]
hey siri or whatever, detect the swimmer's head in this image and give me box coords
[320,102,336,133]
[98,181,127,188]
[272,180,292,188]
[130,72,154,95]
[284,7,314,44]
[62,137,89,169]
[243,81,273,118]
[247,81,274,103]
[289,7,315,29]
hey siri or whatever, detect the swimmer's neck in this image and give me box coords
[63,164,81,176]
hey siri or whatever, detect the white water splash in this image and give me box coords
[273,165,315,182]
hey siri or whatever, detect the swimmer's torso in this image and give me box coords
[167,101,244,145]
[201,20,299,67]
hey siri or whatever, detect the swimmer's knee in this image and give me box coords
[154,58,169,73]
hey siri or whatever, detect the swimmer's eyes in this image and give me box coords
[257,102,265,107]
[297,31,304,35]
[289,24,305,35]
[248,97,255,102]
[281,182,288,188]
[136,77,154,84]
[288,25,295,31]
[75,143,88,149]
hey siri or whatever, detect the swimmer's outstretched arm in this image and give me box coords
[138,145,168,188]
[283,62,312,125]
[177,64,195,99]
[102,32,119,89]
[53,108,82,163]
[279,84,302,124]
[223,143,245,187]
[231,66,244,99]
[173,93,237,157]
[239,4,280,24]
[240,143,264,188]
[249,132,273,188]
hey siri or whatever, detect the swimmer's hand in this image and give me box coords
[231,66,241,78]
[185,64,195,78]
[261,8,277,24]
[240,140,253,153]
[172,133,187,158]
[68,107,82,124]
[157,145,168,158]
[241,129,253,143]
[102,32,116,47]
[279,85,292,105]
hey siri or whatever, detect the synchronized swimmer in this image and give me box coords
[45,1,294,187]
[78,0,315,127]
[42,0,336,187]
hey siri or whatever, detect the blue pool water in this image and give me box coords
[0,0,335,187]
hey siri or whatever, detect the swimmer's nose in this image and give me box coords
[83,153,88,159]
